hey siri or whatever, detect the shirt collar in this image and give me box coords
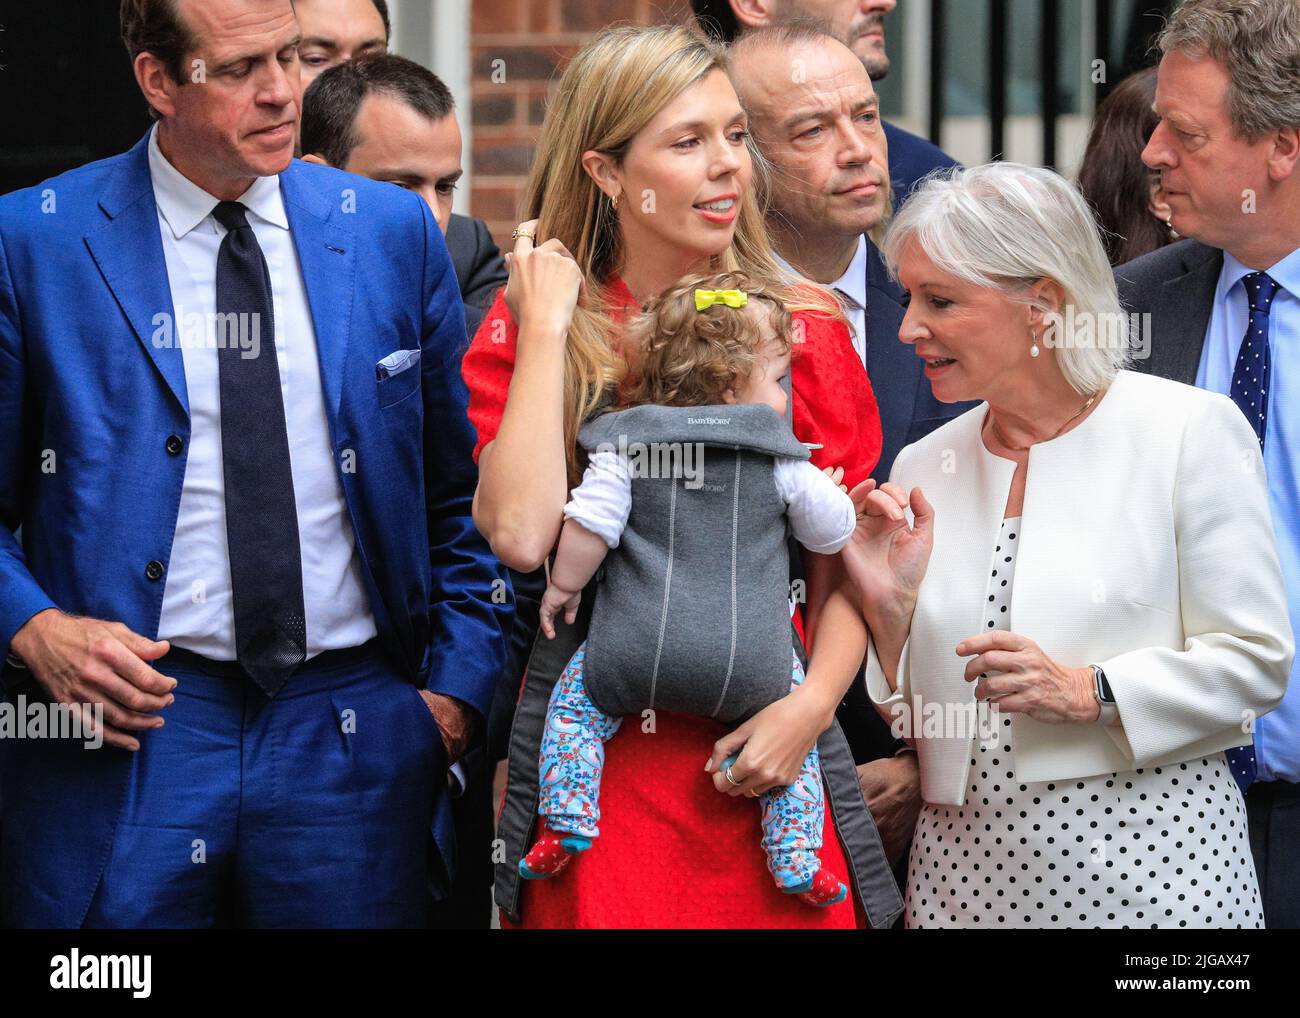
[828,235,870,310]
[1219,246,1300,303]
[147,122,289,240]
[772,235,869,310]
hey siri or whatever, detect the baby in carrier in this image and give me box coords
[520,271,857,907]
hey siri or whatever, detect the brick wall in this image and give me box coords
[470,0,695,251]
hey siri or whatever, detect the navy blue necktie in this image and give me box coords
[213,200,306,697]
[1225,271,1279,792]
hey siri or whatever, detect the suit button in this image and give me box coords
[165,435,184,455]
[145,560,165,581]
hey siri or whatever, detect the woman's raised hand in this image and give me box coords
[841,479,935,616]
[502,218,584,338]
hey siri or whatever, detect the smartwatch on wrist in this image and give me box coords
[1091,664,1118,726]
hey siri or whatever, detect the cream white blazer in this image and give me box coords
[866,370,1294,805]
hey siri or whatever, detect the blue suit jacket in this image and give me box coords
[883,120,960,209]
[0,132,510,925]
[861,239,978,482]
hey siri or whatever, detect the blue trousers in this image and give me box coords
[3,641,444,928]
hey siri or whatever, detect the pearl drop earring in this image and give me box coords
[1030,332,1041,358]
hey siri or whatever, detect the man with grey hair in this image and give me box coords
[1116,0,1300,928]
[729,24,976,899]
[692,0,958,206]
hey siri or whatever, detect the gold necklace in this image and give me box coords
[987,393,1098,453]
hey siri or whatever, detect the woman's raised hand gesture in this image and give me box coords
[502,218,584,339]
[841,479,935,618]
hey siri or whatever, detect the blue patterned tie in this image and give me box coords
[1225,271,1279,793]
[213,201,307,697]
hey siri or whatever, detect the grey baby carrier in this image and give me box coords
[578,402,809,725]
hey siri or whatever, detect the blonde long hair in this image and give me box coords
[521,24,844,478]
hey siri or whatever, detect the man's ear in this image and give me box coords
[134,52,178,120]
[580,150,622,202]
[1266,125,1300,183]
[730,0,780,30]
[300,153,331,167]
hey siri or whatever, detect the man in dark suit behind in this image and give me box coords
[1115,0,1300,928]
[731,25,977,902]
[692,0,959,207]
[301,55,507,341]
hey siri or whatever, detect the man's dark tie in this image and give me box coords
[213,200,306,697]
[832,286,862,313]
[1225,270,1279,792]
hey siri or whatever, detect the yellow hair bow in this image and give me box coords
[694,288,748,311]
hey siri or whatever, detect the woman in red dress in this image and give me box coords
[463,25,897,928]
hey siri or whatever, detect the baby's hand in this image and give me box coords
[823,465,847,492]
[539,585,583,639]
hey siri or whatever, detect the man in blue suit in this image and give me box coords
[0,0,508,927]
[731,27,976,904]
[692,0,959,207]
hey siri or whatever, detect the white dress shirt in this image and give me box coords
[148,125,376,659]
[774,235,869,367]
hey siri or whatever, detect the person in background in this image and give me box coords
[1116,0,1300,928]
[301,54,508,339]
[293,0,388,89]
[1078,68,1177,266]
[729,22,978,896]
[692,0,959,207]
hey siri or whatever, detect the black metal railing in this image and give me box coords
[925,0,1171,169]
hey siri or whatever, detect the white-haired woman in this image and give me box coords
[842,162,1294,928]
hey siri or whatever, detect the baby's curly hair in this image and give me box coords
[621,270,794,408]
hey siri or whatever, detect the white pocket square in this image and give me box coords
[375,348,421,380]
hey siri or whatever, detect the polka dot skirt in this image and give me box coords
[903,518,1263,929]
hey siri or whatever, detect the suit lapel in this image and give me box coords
[862,240,917,472]
[1150,243,1221,385]
[913,418,1016,711]
[903,409,1016,804]
[84,132,189,417]
[280,163,356,424]
[446,213,474,288]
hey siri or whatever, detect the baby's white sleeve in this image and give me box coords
[773,458,857,554]
[563,450,633,549]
